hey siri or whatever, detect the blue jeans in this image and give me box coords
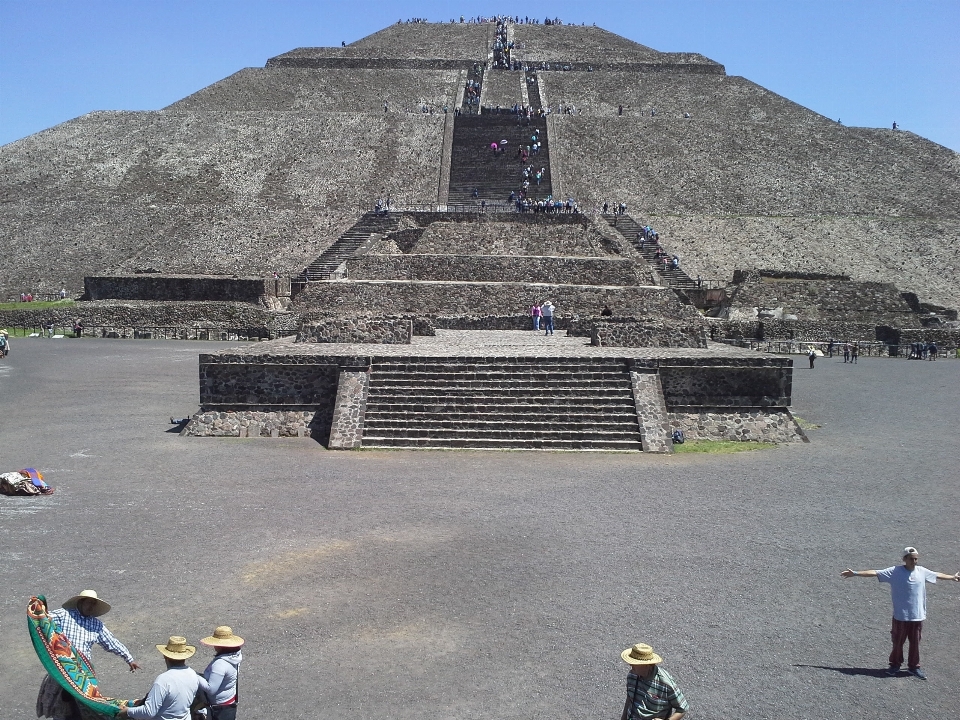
[543,316,554,334]
[533,316,540,330]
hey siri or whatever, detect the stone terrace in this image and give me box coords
[479,71,524,109]
[511,25,712,66]
[544,76,960,218]
[205,328,764,360]
[0,110,445,297]
[269,23,493,63]
[624,214,960,311]
[406,219,631,256]
[293,280,697,321]
[723,275,917,325]
[168,68,465,113]
[539,72,830,124]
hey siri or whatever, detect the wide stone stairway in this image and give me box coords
[296,212,400,282]
[361,356,643,450]
[447,70,553,207]
[604,213,699,290]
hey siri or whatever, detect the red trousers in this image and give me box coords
[889,618,923,669]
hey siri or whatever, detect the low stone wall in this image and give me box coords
[192,357,344,444]
[183,409,318,438]
[717,320,885,343]
[296,319,412,344]
[85,275,267,303]
[346,254,642,286]
[668,408,806,443]
[0,301,289,338]
[591,320,707,348]
[659,357,793,407]
[892,327,960,349]
[199,359,340,406]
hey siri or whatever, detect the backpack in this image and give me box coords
[671,429,685,444]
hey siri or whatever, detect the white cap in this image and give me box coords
[903,546,919,557]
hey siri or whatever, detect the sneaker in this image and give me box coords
[885,665,900,676]
[909,668,927,679]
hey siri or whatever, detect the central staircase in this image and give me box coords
[361,357,643,450]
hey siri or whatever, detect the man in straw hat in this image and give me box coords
[620,643,688,720]
[120,636,203,719]
[198,626,244,719]
[842,545,960,679]
[38,590,140,720]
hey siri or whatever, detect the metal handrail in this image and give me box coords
[716,338,957,359]
[5,324,268,341]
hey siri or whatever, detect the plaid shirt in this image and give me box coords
[50,607,134,665]
[625,666,688,719]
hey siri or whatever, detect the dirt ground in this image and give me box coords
[1,337,957,719]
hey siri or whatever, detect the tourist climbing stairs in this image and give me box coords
[296,212,400,282]
[361,357,642,450]
[603,214,699,290]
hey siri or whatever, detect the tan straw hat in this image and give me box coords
[200,626,244,648]
[156,636,196,660]
[621,643,663,665]
[62,590,111,617]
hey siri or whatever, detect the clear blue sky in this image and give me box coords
[2,0,958,151]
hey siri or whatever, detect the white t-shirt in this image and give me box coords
[876,565,937,621]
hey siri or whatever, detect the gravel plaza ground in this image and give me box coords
[0,336,957,719]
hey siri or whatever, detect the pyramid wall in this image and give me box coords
[1,21,958,311]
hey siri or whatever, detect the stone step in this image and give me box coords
[367,386,635,398]
[371,362,631,370]
[371,371,629,383]
[365,398,637,411]
[361,436,642,451]
[364,410,639,423]
[363,426,639,440]
[364,418,637,432]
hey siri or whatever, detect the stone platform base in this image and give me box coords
[184,330,805,450]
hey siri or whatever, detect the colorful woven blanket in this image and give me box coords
[28,595,131,718]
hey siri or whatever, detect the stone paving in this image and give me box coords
[212,328,771,360]
[3,338,958,719]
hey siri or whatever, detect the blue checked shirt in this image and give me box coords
[623,666,688,719]
[50,607,135,666]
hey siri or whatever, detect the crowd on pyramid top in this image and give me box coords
[398,16,570,25]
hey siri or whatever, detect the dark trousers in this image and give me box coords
[889,618,923,669]
[210,704,238,720]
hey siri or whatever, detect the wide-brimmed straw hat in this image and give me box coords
[621,643,663,665]
[200,626,244,648]
[62,590,111,617]
[156,636,196,660]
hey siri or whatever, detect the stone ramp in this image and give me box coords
[362,357,643,450]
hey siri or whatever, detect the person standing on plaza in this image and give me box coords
[120,636,204,719]
[530,302,542,331]
[620,643,688,720]
[540,300,554,335]
[199,626,244,719]
[841,546,960,678]
[37,590,140,720]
